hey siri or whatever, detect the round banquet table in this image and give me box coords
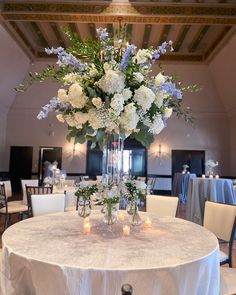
[1,212,220,295]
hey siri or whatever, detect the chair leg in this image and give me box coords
[4,214,9,230]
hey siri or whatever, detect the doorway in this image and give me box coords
[9,146,33,193]
[38,147,62,184]
[172,150,205,177]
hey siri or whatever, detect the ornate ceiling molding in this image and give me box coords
[2,3,236,25]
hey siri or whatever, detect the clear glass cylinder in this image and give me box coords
[102,135,124,185]
[78,199,91,218]
[127,200,142,226]
[102,203,118,225]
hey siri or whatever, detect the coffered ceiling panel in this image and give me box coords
[1,0,236,63]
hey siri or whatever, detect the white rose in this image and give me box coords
[56,114,65,123]
[155,73,167,87]
[74,112,89,128]
[89,68,99,77]
[92,97,103,109]
[164,107,173,119]
[57,89,68,103]
[122,88,132,101]
[135,49,152,64]
[133,85,155,112]
[68,83,88,109]
[133,72,144,83]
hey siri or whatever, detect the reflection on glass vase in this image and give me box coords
[78,199,91,218]
[102,135,124,185]
[102,203,118,225]
[127,201,142,226]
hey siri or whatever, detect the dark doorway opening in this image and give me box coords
[86,138,147,179]
[172,150,205,177]
[9,146,33,193]
[38,147,62,184]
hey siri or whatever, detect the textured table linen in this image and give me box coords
[1,212,220,295]
[186,178,236,225]
[172,173,197,204]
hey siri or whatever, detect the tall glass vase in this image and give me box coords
[102,135,124,185]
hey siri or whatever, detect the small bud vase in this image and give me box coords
[78,199,91,218]
[127,201,142,226]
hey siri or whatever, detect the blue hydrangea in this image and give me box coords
[160,82,183,99]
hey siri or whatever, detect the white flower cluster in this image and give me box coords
[205,160,219,168]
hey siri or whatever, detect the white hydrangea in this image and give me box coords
[134,49,152,64]
[133,85,155,112]
[56,114,65,123]
[155,72,167,87]
[154,90,168,108]
[98,70,125,95]
[134,180,147,190]
[88,108,104,130]
[110,93,124,115]
[103,62,113,72]
[68,83,88,109]
[149,115,165,135]
[57,89,68,103]
[120,103,139,132]
[73,112,89,128]
[64,114,76,127]
[164,107,173,119]
[92,97,103,109]
[89,64,99,78]
[63,73,79,85]
[133,72,144,83]
[122,88,132,101]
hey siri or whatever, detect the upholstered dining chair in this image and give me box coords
[21,179,39,205]
[26,185,53,217]
[0,183,28,230]
[0,181,12,198]
[220,267,236,294]
[203,201,236,267]
[31,193,65,217]
[146,195,179,217]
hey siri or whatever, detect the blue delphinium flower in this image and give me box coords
[160,82,183,99]
[120,44,136,71]
[96,28,109,40]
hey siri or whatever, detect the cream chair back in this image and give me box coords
[0,181,12,198]
[146,195,179,217]
[31,193,65,217]
[21,179,39,205]
[220,267,236,295]
[203,201,236,242]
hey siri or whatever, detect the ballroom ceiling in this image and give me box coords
[1,0,236,63]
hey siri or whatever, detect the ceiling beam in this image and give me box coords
[174,25,191,52]
[2,3,236,25]
[189,25,210,53]
[142,24,152,49]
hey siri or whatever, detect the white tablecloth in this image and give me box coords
[1,212,220,295]
[186,177,236,225]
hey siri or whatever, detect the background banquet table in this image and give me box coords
[1,212,220,295]
[172,172,197,204]
[53,185,77,209]
[186,177,236,225]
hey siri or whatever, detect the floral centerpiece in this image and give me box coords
[205,160,218,176]
[17,26,196,184]
[120,178,147,225]
[75,181,97,218]
[95,183,120,225]
[182,164,189,174]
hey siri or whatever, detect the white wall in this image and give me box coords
[209,33,236,175]
[0,24,30,170]
[5,61,230,183]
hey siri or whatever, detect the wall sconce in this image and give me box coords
[157,144,162,157]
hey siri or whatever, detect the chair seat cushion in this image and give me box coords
[220,250,229,263]
[0,201,28,214]
[220,267,236,295]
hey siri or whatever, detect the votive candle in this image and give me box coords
[215,175,219,179]
[118,212,125,222]
[83,222,91,234]
[123,225,130,236]
[84,217,90,224]
[209,175,213,179]
[144,217,152,228]
[202,174,206,179]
